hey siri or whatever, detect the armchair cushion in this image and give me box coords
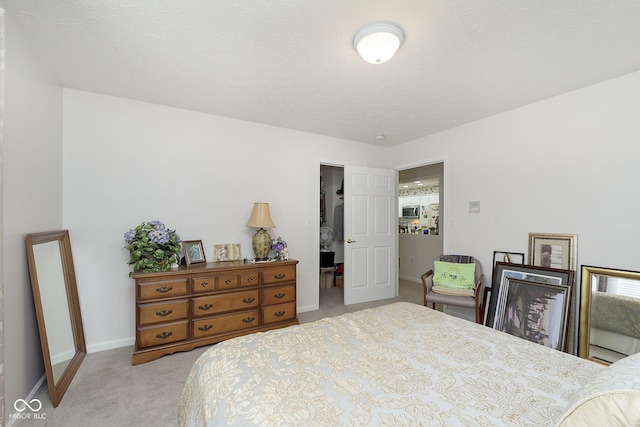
[433,261,476,290]
[432,286,475,297]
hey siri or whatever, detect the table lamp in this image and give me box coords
[245,202,276,261]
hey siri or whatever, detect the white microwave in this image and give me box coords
[402,205,420,219]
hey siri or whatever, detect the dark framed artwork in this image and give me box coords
[486,262,576,353]
[494,277,571,351]
[493,250,525,266]
[183,240,206,266]
[484,251,526,323]
[528,233,577,271]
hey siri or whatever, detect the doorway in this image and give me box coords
[319,165,344,307]
[318,164,397,307]
[398,163,444,283]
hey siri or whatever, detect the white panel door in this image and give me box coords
[344,165,397,305]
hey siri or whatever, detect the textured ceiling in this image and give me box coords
[4,0,640,146]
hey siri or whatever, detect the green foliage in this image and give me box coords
[124,221,181,274]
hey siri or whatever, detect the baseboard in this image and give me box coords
[399,274,421,284]
[87,337,135,354]
[5,374,46,427]
[296,303,318,313]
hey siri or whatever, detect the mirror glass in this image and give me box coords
[26,230,86,407]
[579,265,640,365]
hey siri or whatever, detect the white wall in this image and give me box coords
[62,89,389,352]
[399,235,443,281]
[2,6,63,419]
[393,71,640,278]
[60,71,640,355]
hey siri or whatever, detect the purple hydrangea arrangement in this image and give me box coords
[270,236,288,261]
[124,221,181,274]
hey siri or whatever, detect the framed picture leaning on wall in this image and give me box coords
[484,251,526,324]
[493,277,571,351]
[528,233,577,271]
[493,250,525,266]
[486,262,576,353]
[490,251,525,291]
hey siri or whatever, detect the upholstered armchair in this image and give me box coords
[421,255,485,324]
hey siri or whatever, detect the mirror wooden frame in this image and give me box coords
[26,230,86,407]
[579,265,640,365]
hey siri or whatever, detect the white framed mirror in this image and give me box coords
[579,265,640,365]
[26,230,86,407]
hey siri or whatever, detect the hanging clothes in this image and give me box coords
[334,203,344,241]
[320,187,326,225]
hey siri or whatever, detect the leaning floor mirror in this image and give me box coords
[26,230,86,407]
[579,265,640,365]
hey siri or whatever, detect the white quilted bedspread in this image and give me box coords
[178,302,602,426]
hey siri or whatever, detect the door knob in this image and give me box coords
[346,239,356,244]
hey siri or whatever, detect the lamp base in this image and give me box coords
[252,228,272,261]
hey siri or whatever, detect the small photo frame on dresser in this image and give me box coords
[214,243,242,262]
[183,240,206,265]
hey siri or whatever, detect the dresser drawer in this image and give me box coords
[137,320,188,348]
[262,302,296,324]
[138,279,188,301]
[138,299,189,326]
[192,290,260,317]
[192,276,216,293]
[262,265,296,285]
[217,274,239,290]
[192,310,260,338]
[262,285,295,306]
[240,273,259,287]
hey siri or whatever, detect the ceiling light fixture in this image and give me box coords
[353,22,404,64]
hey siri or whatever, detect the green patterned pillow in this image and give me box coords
[433,261,476,289]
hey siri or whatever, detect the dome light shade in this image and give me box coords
[353,22,404,64]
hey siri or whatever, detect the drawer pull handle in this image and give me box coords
[247,277,254,283]
[198,324,212,332]
[274,311,286,317]
[243,297,256,303]
[201,282,209,288]
[243,316,256,323]
[224,279,232,285]
[274,274,285,279]
[156,285,173,293]
[156,331,173,339]
[274,292,286,299]
[198,303,213,311]
[156,309,173,317]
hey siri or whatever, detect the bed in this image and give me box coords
[178,302,640,426]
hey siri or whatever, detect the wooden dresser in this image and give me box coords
[131,259,298,365]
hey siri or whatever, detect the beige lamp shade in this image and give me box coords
[246,203,275,261]
[245,202,276,228]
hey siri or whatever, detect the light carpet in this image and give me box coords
[15,280,422,426]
